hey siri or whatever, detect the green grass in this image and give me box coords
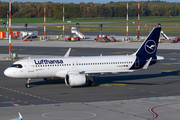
[1,16,180,33]
[67,16,180,22]
[104,22,180,26]
[0,18,57,24]
[0,28,7,31]
[0,16,180,24]
[39,26,180,33]
[0,27,15,31]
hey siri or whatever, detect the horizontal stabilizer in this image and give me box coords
[157,56,164,61]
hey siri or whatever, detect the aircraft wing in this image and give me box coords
[84,69,135,75]
[64,48,71,57]
[11,112,23,120]
[83,57,152,75]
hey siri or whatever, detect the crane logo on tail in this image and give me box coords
[145,40,156,54]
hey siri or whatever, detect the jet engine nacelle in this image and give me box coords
[43,77,61,81]
[65,73,86,86]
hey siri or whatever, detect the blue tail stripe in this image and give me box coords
[130,27,161,70]
[135,27,161,57]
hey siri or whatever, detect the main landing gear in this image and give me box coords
[88,81,96,87]
[88,77,96,87]
[26,78,31,88]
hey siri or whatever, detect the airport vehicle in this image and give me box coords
[65,36,80,42]
[170,37,180,43]
[4,27,164,88]
[95,35,119,43]
[94,35,109,43]
[71,27,85,39]
[160,31,170,41]
[109,36,119,42]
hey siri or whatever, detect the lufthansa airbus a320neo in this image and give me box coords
[4,27,164,88]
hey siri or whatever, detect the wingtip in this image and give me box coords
[18,112,22,119]
[64,48,71,57]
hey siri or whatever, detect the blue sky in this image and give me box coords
[1,0,179,3]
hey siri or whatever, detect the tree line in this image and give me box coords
[0,1,179,19]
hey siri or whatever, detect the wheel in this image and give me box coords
[25,83,30,88]
[88,81,96,87]
[91,81,96,87]
[88,81,92,86]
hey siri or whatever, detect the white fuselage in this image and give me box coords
[4,27,164,87]
[4,55,136,79]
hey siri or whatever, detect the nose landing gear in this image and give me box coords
[25,78,31,88]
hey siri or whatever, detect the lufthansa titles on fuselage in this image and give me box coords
[34,59,63,65]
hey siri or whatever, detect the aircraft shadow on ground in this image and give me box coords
[30,70,180,88]
[30,80,64,87]
[94,70,180,85]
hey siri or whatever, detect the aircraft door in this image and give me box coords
[75,62,79,69]
[28,61,34,72]
[72,62,79,69]
[135,57,140,68]
[72,62,75,69]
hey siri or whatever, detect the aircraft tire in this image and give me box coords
[25,83,30,88]
[89,81,96,87]
[91,81,96,87]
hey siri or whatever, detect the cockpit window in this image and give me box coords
[10,64,23,68]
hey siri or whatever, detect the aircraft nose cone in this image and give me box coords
[4,69,11,77]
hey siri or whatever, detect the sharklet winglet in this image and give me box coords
[18,112,22,119]
[142,57,152,70]
[64,48,71,57]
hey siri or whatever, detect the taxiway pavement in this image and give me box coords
[0,45,180,120]
[0,26,180,119]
